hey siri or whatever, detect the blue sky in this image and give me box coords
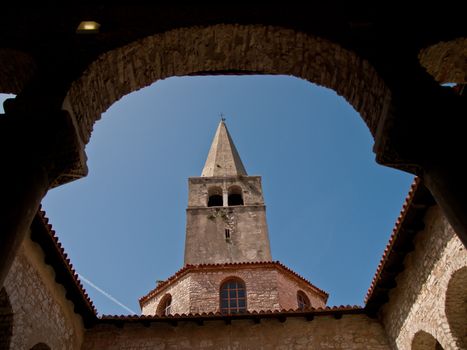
[2,75,413,315]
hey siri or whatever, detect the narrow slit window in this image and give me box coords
[225,229,230,239]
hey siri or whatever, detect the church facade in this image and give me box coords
[139,121,327,316]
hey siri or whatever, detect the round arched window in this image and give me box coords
[228,186,243,206]
[208,186,223,207]
[297,291,310,310]
[156,294,172,316]
[220,278,247,314]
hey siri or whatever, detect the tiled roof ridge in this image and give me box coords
[139,260,327,306]
[36,207,97,315]
[101,304,363,320]
[365,177,420,303]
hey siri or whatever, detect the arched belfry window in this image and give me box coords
[156,294,172,316]
[297,291,310,310]
[228,186,244,206]
[207,186,223,207]
[220,278,247,314]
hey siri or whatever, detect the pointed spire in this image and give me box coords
[201,120,247,177]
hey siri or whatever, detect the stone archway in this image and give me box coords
[0,49,36,95]
[412,330,444,350]
[445,266,467,349]
[65,24,389,148]
[0,288,13,350]
[30,343,51,350]
[418,38,467,84]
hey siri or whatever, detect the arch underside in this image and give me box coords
[67,24,389,147]
[419,38,467,84]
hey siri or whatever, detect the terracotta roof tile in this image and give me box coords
[34,207,97,321]
[365,177,435,313]
[100,305,362,322]
[365,178,419,303]
[139,261,328,306]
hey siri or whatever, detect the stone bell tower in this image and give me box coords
[184,120,272,265]
[139,120,327,316]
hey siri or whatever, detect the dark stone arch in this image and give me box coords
[30,343,51,350]
[0,49,37,95]
[66,24,389,147]
[156,294,172,316]
[228,185,243,206]
[208,186,223,207]
[412,330,444,350]
[445,266,467,349]
[0,288,13,350]
[419,38,467,84]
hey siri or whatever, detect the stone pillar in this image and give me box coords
[374,81,467,248]
[0,98,82,286]
[423,164,467,247]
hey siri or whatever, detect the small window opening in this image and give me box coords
[297,291,310,310]
[208,186,223,207]
[228,186,244,206]
[225,229,230,239]
[208,194,223,207]
[156,294,172,316]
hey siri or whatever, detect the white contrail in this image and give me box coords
[78,273,137,315]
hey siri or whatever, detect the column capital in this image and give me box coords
[1,97,86,188]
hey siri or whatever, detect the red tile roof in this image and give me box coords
[139,261,328,306]
[364,177,435,314]
[32,208,97,324]
[101,305,363,324]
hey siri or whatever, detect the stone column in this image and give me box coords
[423,164,467,247]
[0,98,82,286]
[374,80,467,248]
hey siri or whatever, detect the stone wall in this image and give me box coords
[3,233,85,349]
[277,270,326,309]
[84,314,390,350]
[188,176,264,207]
[185,175,271,265]
[0,288,13,349]
[141,265,326,315]
[185,205,271,264]
[380,206,467,349]
[142,274,192,316]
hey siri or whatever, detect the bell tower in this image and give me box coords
[184,120,272,265]
[140,119,327,315]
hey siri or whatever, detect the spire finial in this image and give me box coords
[220,113,226,122]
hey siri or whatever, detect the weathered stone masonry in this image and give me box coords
[83,315,391,350]
[4,234,84,350]
[381,206,467,350]
[140,264,326,315]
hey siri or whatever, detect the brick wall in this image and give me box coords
[141,265,326,315]
[381,206,467,349]
[83,315,390,350]
[276,270,326,309]
[3,234,85,349]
